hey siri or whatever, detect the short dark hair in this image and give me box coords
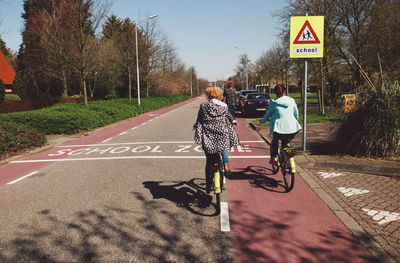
[274,84,286,97]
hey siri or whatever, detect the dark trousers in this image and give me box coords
[228,104,236,120]
[271,132,297,158]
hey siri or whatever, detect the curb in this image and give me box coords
[249,121,397,263]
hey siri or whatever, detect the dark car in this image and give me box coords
[241,93,271,117]
[236,89,258,111]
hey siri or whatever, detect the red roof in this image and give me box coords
[0,50,16,85]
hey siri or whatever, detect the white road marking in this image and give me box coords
[318,171,345,179]
[10,155,270,163]
[7,171,38,184]
[220,202,230,232]
[118,132,127,136]
[362,208,400,225]
[57,141,265,148]
[101,138,112,143]
[337,187,370,197]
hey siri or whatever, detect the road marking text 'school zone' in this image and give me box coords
[47,144,253,157]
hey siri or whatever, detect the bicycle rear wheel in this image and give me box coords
[281,154,295,191]
[283,169,295,191]
[214,170,221,214]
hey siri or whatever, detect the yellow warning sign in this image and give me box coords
[290,16,324,58]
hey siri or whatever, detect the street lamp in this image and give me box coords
[233,45,249,90]
[135,14,158,105]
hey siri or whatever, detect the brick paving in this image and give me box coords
[253,121,400,263]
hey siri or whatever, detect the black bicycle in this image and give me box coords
[271,142,296,192]
[206,152,225,214]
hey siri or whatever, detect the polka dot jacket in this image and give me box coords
[194,99,240,155]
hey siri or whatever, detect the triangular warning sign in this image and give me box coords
[293,20,320,44]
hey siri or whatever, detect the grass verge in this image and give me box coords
[0,94,189,159]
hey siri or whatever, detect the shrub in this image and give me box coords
[336,78,400,158]
[5,94,21,101]
[13,68,40,100]
[0,121,46,157]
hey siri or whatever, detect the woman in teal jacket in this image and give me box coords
[260,84,301,165]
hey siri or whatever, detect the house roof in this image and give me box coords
[0,50,16,85]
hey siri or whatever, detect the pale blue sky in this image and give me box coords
[0,0,287,81]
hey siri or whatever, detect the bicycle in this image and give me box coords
[271,142,296,192]
[206,152,225,214]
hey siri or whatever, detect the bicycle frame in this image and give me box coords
[283,147,296,174]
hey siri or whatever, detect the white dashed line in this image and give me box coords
[101,138,112,143]
[7,171,38,184]
[118,132,127,136]
[220,202,230,232]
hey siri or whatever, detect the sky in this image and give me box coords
[0,0,287,81]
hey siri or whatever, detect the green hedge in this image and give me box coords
[0,95,189,135]
[0,121,46,156]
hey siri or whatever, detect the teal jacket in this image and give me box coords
[260,96,302,134]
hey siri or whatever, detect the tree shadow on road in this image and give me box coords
[0,190,383,263]
[228,199,381,263]
[0,191,230,262]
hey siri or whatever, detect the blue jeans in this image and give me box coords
[221,151,229,164]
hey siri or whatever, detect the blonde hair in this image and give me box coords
[205,86,224,101]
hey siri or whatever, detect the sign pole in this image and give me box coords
[289,15,324,151]
[303,58,307,151]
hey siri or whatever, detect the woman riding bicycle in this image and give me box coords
[194,86,239,192]
[260,84,301,166]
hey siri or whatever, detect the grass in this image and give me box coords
[0,95,189,135]
[252,109,340,128]
[269,92,319,104]
[0,94,189,159]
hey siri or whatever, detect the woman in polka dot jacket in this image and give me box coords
[194,86,240,192]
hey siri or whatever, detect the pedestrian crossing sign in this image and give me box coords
[290,16,324,58]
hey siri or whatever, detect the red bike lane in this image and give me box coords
[227,117,378,263]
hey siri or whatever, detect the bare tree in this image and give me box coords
[52,0,110,105]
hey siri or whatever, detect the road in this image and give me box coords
[0,97,377,262]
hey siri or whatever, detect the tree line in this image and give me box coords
[229,0,399,109]
[0,0,209,105]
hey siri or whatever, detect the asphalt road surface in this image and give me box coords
[0,97,377,262]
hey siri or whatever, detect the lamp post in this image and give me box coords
[135,14,158,105]
[233,45,249,90]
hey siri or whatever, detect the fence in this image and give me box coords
[0,97,86,113]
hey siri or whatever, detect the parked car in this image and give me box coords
[236,89,258,111]
[241,92,271,117]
